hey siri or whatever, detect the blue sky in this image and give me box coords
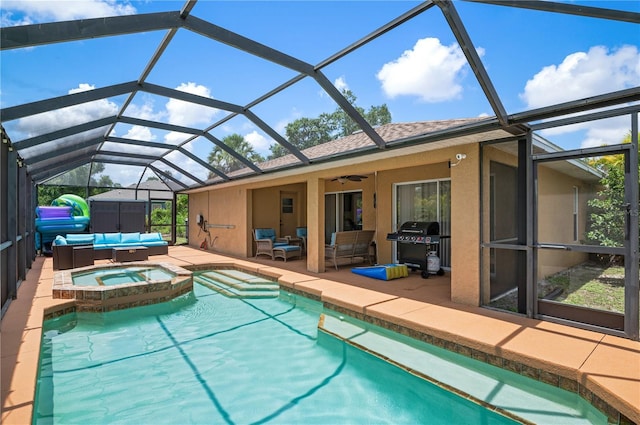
[1,0,638,186]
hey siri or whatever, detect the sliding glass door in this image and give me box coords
[325,191,363,244]
[394,179,451,268]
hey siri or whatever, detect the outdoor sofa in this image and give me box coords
[52,232,169,270]
[325,230,375,270]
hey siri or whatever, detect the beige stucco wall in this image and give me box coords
[450,144,481,305]
[307,177,325,273]
[187,139,596,308]
[252,183,307,233]
[187,143,483,304]
[537,164,593,279]
[188,186,250,255]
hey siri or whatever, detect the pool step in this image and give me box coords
[319,313,605,425]
[194,270,279,298]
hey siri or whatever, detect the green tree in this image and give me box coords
[586,133,639,262]
[331,90,392,139]
[283,116,334,152]
[37,163,121,205]
[95,174,119,188]
[37,185,86,206]
[175,194,189,240]
[269,90,391,159]
[151,203,171,235]
[207,133,264,178]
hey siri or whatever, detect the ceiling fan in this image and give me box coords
[331,175,368,183]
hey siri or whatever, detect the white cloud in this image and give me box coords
[376,37,477,102]
[162,150,205,184]
[1,0,136,26]
[0,12,31,27]
[244,130,271,156]
[14,83,118,138]
[69,83,96,94]
[539,115,631,149]
[124,126,155,142]
[317,77,348,99]
[10,80,220,185]
[123,82,219,144]
[98,163,143,187]
[523,45,639,148]
[166,82,220,127]
[334,76,349,93]
[521,45,640,109]
[125,99,163,122]
[164,131,194,145]
[580,121,631,148]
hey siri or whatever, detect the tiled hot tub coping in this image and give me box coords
[44,263,277,319]
[51,262,193,313]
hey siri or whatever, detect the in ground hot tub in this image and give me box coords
[53,262,192,312]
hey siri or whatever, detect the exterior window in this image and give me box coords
[282,197,293,214]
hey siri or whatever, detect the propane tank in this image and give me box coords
[427,251,440,274]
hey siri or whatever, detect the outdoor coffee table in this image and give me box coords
[112,246,149,262]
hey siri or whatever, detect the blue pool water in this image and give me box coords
[34,274,604,424]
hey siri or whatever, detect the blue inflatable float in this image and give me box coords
[351,264,408,281]
[35,195,90,254]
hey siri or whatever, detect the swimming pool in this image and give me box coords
[34,271,606,424]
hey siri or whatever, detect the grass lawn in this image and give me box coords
[543,263,625,313]
[490,262,630,314]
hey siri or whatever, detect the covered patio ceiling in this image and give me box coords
[1,0,638,193]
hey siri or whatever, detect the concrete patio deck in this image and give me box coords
[2,246,639,424]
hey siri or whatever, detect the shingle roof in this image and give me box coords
[88,179,174,201]
[210,117,492,183]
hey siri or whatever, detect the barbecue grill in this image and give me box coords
[387,221,444,278]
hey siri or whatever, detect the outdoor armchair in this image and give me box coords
[253,228,289,260]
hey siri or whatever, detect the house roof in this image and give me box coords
[214,117,513,182]
[1,1,637,192]
[88,179,175,201]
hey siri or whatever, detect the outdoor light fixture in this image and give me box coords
[450,153,466,167]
